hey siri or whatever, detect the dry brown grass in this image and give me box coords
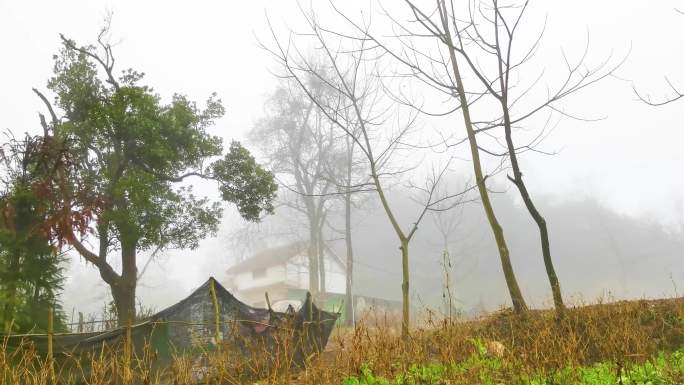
[1,296,682,384]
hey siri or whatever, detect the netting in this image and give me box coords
[1,277,338,380]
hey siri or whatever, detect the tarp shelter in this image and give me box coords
[3,277,338,380]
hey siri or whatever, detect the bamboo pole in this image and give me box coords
[47,307,54,385]
[78,312,84,333]
[124,316,132,385]
[209,279,221,349]
[265,291,273,313]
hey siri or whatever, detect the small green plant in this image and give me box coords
[343,364,391,385]
[470,337,488,357]
[395,364,447,385]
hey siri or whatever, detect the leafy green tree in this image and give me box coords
[35,26,277,325]
[0,188,68,333]
[0,134,68,333]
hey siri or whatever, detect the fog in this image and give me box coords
[225,186,684,311]
[1,0,682,319]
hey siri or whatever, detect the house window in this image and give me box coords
[252,268,267,279]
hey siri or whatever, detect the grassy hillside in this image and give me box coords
[1,297,682,384]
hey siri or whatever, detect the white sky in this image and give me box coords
[1,0,683,316]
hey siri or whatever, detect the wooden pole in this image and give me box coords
[265,291,273,313]
[78,312,84,333]
[209,279,221,349]
[47,306,54,385]
[124,316,132,385]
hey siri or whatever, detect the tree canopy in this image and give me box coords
[32,28,277,324]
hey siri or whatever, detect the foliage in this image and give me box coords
[0,188,68,333]
[0,134,69,333]
[30,26,277,322]
[47,41,275,251]
[212,141,277,222]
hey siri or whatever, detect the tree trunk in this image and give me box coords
[400,238,410,337]
[454,88,527,312]
[2,252,20,332]
[370,172,413,336]
[33,283,40,302]
[511,178,565,311]
[344,188,354,326]
[502,103,564,310]
[497,87,563,311]
[111,283,135,326]
[439,3,528,312]
[489,218,528,312]
[537,215,564,311]
[308,223,320,297]
[318,223,326,294]
[112,240,138,326]
[2,282,17,332]
[513,184,565,311]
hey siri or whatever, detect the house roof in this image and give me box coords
[226,240,350,276]
[226,241,308,275]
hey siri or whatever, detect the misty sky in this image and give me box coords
[1,0,683,317]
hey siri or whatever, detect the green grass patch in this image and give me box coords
[343,339,684,385]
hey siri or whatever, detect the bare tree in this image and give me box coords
[263,6,466,336]
[240,81,367,320]
[249,78,339,296]
[321,123,367,326]
[325,0,528,312]
[341,134,358,326]
[328,0,623,312]
[431,184,467,321]
[442,0,624,311]
[442,19,532,311]
[338,128,378,326]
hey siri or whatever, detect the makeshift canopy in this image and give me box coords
[2,277,338,379]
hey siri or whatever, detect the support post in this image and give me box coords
[48,307,54,385]
[124,316,132,385]
[265,291,273,313]
[78,312,84,333]
[209,279,221,349]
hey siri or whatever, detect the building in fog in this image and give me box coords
[225,241,401,323]
[225,241,346,309]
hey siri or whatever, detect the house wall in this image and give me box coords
[286,253,345,294]
[232,265,286,291]
[324,255,346,294]
[228,251,347,308]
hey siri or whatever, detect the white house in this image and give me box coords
[225,241,346,309]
